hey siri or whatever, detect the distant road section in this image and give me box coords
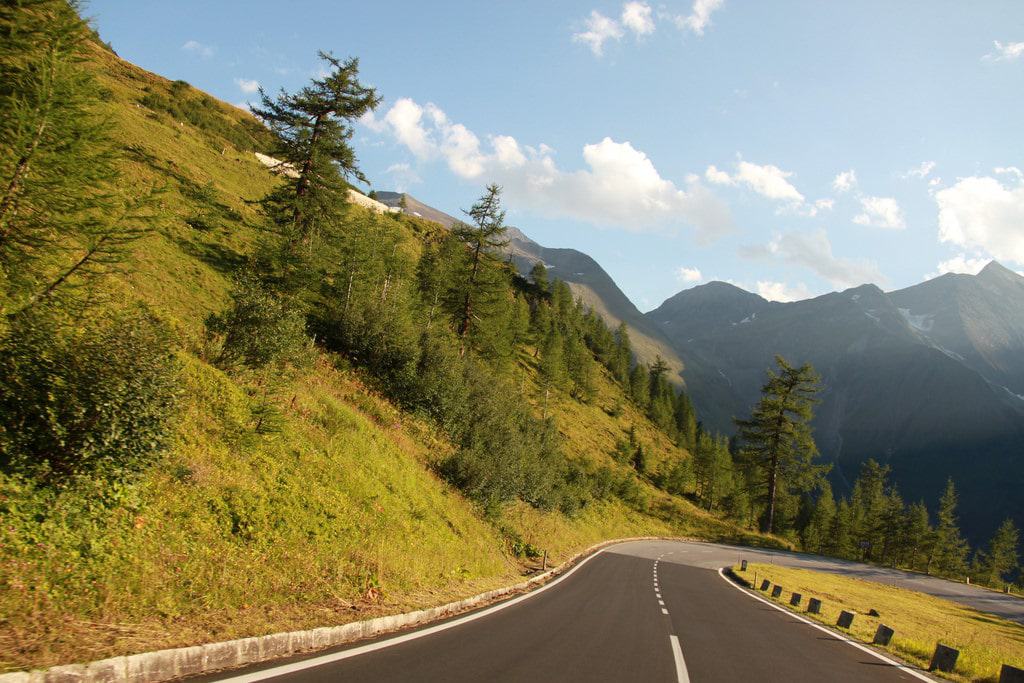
[640,540,1023,625]
[190,539,1005,682]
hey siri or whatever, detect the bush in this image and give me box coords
[437,360,566,515]
[0,307,180,480]
[206,272,312,372]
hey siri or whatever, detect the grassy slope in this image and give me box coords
[0,43,779,671]
[737,563,1024,682]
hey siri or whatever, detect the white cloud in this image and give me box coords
[492,135,527,168]
[676,266,703,283]
[925,254,990,280]
[675,0,725,36]
[704,160,804,204]
[383,98,435,159]
[234,78,260,94]
[995,166,1024,182]
[181,40,214,58]
[572,10,624,56]
[734,161,804,203]
[814,198,835,211]
[704,164,734,185]
[741,229,886,289]
[904,161,936,179]
[362,99,734,242]
[384,162,421,192]
[935,174,1024,264]
[853,196,906,229]
[622,1,655,35]
[984,40,1024,62]
[832,169,857,193]
[756,280,812,302]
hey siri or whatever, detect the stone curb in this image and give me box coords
[1,535,678,683]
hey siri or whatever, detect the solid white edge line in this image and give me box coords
[715,568,934,682]
[212,548,613,682]
[670,635,690,683]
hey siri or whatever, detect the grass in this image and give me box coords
[0,39,784,672]
[735,563,1024,682]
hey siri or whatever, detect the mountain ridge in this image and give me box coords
[379,193,687,380]
[647,261,1024,542]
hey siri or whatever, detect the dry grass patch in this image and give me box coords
[737,563,1024,682]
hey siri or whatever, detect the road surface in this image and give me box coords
[658,539,1024,625]
[192,540,962,682]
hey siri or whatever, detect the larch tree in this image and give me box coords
[931,478,970,577]
[611,322,632,384]
[529,261,549,295]
[802,482,836,555]
[450,183,509,353]
[903,501,934,572]
[251,52,380,250]
[976,518,1019,587]
[734,355,824,534]
[0,0,150,316]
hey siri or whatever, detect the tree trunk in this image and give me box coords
[0,104,51,242]
[458,238,484,340]
[291,114,323,243]
[764,452,779,533]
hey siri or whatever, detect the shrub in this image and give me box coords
[206,272,312,372]
[0,307,180,480]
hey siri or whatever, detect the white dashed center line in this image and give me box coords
[654,552,690,683]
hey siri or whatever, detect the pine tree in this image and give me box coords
[538,324,567,408]
[673,391,698,451]
[632,442,648,476]
[903,501,934,572]
[450,184,509,352]
[251,52,380,249]
[879,487,907,568]
[734,356,824,534]
[802,482,836,555]
[417,234,465,332]
[826,499,855,559]
[976,519,1020,587]
[692,432,734,511]
[611,322,632,383]
[563,330,596,402]
[629,363,651,409]
[529,261,549,295]
[849,459,891,561]
[931,478,970,578]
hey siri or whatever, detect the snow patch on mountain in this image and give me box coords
[898,307,935,333]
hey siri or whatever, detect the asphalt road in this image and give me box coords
[637,539,1024,625]
[195,540,949,683]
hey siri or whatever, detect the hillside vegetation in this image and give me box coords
[0,4,776,671]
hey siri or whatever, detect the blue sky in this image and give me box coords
[88,1,1024,310]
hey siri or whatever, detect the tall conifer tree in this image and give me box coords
[734,355,824,534]
[251,52,380,250]
[450,183,509,352]
[932,478,970,577]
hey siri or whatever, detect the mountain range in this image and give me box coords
[384,192,1024,542]
[648,263,1024,541]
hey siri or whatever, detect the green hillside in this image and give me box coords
[0,13,780,673]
